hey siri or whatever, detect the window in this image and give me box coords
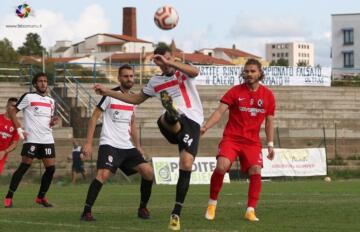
[272,45,275,49]
[277,53,280,57]
[272,53,276,57]
[343,29,354,45]
[343,51,354,68]
[285,53,288,57]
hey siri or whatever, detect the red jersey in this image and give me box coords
[220,84,275,145]
[0,114,19,151]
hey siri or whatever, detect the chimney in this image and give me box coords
[123,7,137,38]
[232,44,236,50]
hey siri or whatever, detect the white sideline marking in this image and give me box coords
[0,219,143,231]
[0,219,240,232]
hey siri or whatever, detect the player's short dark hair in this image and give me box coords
[118,64,134,76]
[244,58,265,81]
[154,45,171,55]
[32,72,47,85]
[7,97,18,103]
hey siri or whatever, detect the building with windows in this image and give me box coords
[331,13,360,78]
[198,45,267,66]
[265,42,314,66]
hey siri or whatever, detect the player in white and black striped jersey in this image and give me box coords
[80,64,154,221]
[4,72,59,208]
[94,45,204,231]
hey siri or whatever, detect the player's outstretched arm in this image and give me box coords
[94,84,148,105]
[83,107,102,158]
[130,114,145,156]
[154,54,199,78]
[265,115,275,160]
[201,103,228,135]
[9,105,27,139]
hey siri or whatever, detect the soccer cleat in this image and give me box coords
[137,207,150,219]
[244,209,259,222]
[4,198,13,208]
[168,214,180,231]
[160,91,180,122]
[205,204,216,220]
[35,197,53,208]
[80,212,96,221]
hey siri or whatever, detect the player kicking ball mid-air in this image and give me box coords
[80,64,154,221]
[94,45,204,230]
[202,59,276,222]
[4,72,58,208]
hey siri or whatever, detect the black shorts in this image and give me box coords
[21,143,56,159]
[97,145,147,174]
[157,115,200,157]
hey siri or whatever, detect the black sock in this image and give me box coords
[37,166,55,199]
[164,111,178,125]
[139,178,153,209]
[6,163,31,199]
[171,169,191,216]
[83,179,103,214]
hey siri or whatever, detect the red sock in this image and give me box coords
[247,174,261,208]
[209,170,225,201]
[0,155,8,175]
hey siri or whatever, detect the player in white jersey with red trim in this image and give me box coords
[94,45,204,231]
[80,64,154,221]
[4,72,59,208]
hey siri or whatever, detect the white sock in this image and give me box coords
[208,199,217,206]
[246,207,255,213]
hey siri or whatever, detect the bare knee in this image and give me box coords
[96,169,111,183]
[137,163,154,181]
[215,157,231,174]
[248,165,261,175]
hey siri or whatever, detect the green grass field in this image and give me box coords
[0,179,359,232]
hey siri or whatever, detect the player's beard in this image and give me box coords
[35,86,47,95]
[121,81,134,90]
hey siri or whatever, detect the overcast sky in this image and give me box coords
[1,0,359,66]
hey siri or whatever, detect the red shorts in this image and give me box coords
[217,139,263,172]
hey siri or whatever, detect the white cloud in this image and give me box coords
[0,4,109,49]
[229,16,310,38]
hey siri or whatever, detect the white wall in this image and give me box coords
[332,14,360,70]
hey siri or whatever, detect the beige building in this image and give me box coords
[265,42,314,66]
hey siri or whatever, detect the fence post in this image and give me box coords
[76,82,79,106]
[334,122,337,158]
[93,62,97,83]
[276,127,281,148]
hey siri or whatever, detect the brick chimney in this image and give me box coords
[123,7,137,38]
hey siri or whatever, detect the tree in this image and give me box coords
[17,33,45,56]
[269,60,277,66]
[276,58,289,66]
[269,58,289,66]
[297,61,308,67]
[0,38,19,63]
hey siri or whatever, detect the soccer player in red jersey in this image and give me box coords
[202,59,276,222]
[0,98,20,175]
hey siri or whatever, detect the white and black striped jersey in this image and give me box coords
[142,70,204,125]
[97,86,135,149]
[16,92,55,144]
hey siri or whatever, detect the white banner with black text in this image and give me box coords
[195,66,331,86]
